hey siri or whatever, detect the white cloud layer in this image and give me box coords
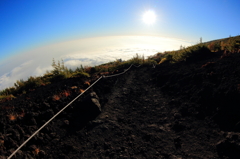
[0,35,192,90]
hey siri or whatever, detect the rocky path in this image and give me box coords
[2,65,231,158]
[40,66,224,158]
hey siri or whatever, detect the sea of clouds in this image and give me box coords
[0,36,192,90]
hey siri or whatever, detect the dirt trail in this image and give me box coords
[40,66,223,158]
[1,65,230,159]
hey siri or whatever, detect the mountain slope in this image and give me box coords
[1,50,240,158]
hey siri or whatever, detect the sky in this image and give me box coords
[0,0,240,90]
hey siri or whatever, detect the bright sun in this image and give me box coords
[142,10,156,25]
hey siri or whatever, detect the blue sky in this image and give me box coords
[0,0,240,89]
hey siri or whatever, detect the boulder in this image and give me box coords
[81,92,101,115]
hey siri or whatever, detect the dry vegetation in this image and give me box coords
[1,36,240,104]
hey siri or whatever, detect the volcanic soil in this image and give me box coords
[1,51,240,159]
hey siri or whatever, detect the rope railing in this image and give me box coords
[103,64,133,78]
[132,64,141,68]
[7,63,136,159]
[8,76,103,159]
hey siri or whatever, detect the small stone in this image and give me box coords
[64,120,69,125]
[44,102,51,107]
[90,92,99,100]
[174,113,181,119]
[17,150,23,157]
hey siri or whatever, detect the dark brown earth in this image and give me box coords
[1,51,240,159]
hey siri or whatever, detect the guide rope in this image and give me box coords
[103,64,133,78]
[8,63,139,159]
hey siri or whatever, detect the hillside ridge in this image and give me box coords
[2,66,223,158]
[1,36,240,158]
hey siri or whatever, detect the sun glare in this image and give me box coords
[142,10,156,25]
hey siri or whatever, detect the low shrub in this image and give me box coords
[0,94,15,102]
[159,58,168,64]
[72,71,90,78]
